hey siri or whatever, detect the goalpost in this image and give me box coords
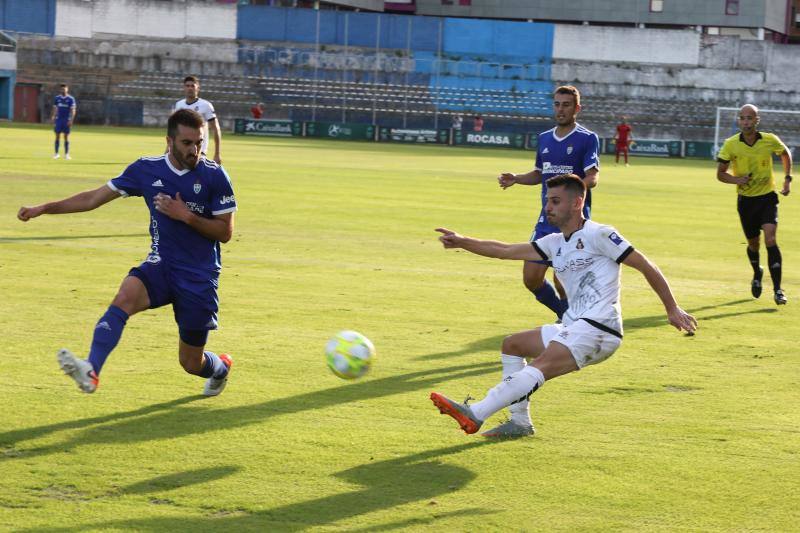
[714,106,800,159]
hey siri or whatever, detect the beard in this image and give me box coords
[175,150,199,169]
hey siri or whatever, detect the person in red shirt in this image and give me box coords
[473,115,484,132]
[250,102,264,119]
[613,117,633,166]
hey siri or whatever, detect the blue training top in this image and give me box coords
[534,123,599,231]
[53,95,76,122]
[108,155,237,278]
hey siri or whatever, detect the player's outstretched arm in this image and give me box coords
[498,169,541,189]
[622,250,697,333]
[153,192,234,242]
[435,228,542,261]
[17,185,119,221]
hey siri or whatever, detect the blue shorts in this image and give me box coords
[129,260,219,331]
[54,120,71,134]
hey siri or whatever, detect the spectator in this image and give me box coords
[452,114,463,131]
[473,115,484,132]
[251,102,265,119]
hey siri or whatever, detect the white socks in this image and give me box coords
[470,363,545,423]
[501,354,533,426]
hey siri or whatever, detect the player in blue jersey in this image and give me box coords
[18,109,237,396]
[498,85,600,320]
[51,84,77,160]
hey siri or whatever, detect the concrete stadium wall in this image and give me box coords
[553,26,699,65]
[0,0,55,35]
[443,18,553,62]
[553,34,800,105]
[20,34,240,73]
[0,49,15,70]
[55,0,236,40]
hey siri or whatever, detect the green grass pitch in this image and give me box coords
[1,123,798,531]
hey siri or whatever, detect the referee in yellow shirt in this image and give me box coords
[717,104,793,305]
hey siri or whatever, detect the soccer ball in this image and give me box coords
[325,330,375,379]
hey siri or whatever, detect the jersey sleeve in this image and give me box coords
[765,133,788,155]
[717,139,733,163]
[211,167,237,215]
[532,233,559,263]
[593,224,634,264]
[583,133,600,171]
[68,96,76,108]
[204,101,217,122]
[107,160,143,198]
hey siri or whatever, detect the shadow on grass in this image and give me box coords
[114,465,243,496]
[625,298,775,332]
[30,442,493,532]
[414,334,507,361]
[0,360,496,459]
[0,233,145,242]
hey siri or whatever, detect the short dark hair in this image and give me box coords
[59,83,68,88]
[554,85,580,106]
[546,174,586,198]
[183,75,199,85]
[167,109,204,139]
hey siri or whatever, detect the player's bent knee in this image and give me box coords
[178,334,207,375]
[179,327,209,348]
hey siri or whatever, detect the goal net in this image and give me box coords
[714,106,800,159]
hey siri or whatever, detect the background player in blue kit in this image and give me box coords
[51,83,76,160]
[498,85,600,320]
[18,109,237,396]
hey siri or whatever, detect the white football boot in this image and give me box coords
[57,348,98,393]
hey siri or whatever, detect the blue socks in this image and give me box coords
[87,305,129,374]
[532,280,566,319]
[54,139,59,154]
[199,351,229,379]
[65,140,69,155]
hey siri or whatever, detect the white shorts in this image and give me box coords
[540,320,622,369]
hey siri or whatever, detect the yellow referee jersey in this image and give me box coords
[718,131,788,197]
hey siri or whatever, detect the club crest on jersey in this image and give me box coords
[567,146,574,155]
[608,232,623,245]
[576,238,584,250]
[193,182,202,194]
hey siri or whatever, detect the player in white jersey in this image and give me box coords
[431,174,697,438]
[174,75,222,164]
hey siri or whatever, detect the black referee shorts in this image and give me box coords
[737,192,778,239]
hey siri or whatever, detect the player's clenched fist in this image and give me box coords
[17,205,44,221]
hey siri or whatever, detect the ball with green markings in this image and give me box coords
[325,330,375,379]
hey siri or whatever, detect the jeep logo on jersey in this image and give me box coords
[193,182,202,194]
[220,195,235,205]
